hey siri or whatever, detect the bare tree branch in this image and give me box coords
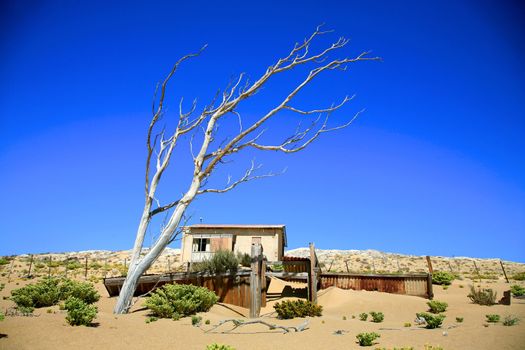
[145,45,207,196]
[198,160,284,195]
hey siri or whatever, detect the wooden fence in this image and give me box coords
[278,243,433,300]
[103,270,268,309]
[319,272,432,298]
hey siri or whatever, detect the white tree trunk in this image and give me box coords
[113,201,189,313]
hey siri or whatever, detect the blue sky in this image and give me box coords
[1,1,524,261]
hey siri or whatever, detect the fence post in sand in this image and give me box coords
[309,242,318,304]
[472,260,481,281]
[249,243,262,318]
[48,256,52,277]
[27,254,34,278]
[425,256,434,274]
[84,256,88,280]
[499,260,509,283]
[427,273,434,300]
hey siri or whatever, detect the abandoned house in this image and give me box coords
[180,224,287,263]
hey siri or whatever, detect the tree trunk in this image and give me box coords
[114,194,193,313]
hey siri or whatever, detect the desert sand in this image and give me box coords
[1,251,525,350]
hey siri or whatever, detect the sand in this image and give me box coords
[1,273,525,350]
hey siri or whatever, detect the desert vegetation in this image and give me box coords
[273,300,323,319]
[356,332,380,346]
[144,283,218,319]
[468,286,497,305]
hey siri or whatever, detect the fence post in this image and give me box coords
[27,254,34,278]
[48,256,52,277]
[447,260,454,273]
[344,260,350,273]
[472,260,481,281]
[427,273,434,300]
[309,242,318,304]
[261,258,266,307]
[249,243,262,318]
[85,257,89,280]
[499,260,509,283]
[425,256,434,274]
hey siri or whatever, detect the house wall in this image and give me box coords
[233,234,280,261]
[180,227,284,262]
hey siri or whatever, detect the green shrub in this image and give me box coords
[468,286,497,305]
[511,272,525,281]
[10,278,99,311]
[206,344,236,350]
[271,263,284,272]
[11,278,61,308]
[89,262,102,270]
[432,271,454,285]
[359,312,368,321]
[65,260,83,270]
[273,299,323,319]
[0,311,4,321]
[485,314,500,323]
[502,315,519,326]
[192,250,238,274]
[236,252,251,267]
[404,322,411,327]
[192,315,202,326]
[65,297,97,326]
[0,283,4,292]
[510,284,525,297]
[356,332,380,346]
[205,319,211,325]
[370,311,384,323]
[456,317,463,323]
[145,316,158,323]
[17,305,35,315]
[0,257,9,265]
[59,279,100,304]
[427,300,448,314]
[416,312,445,329]
[144,283,218,318]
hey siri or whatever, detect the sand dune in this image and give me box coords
[1,251,525,349]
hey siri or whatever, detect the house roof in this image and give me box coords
[185,224,287,247]
[187,224,285,229]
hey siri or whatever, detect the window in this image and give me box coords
[192,238,210,252]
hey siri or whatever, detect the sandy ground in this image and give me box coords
[1,274,525,350]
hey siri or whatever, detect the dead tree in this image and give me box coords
[114,26,379,314]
